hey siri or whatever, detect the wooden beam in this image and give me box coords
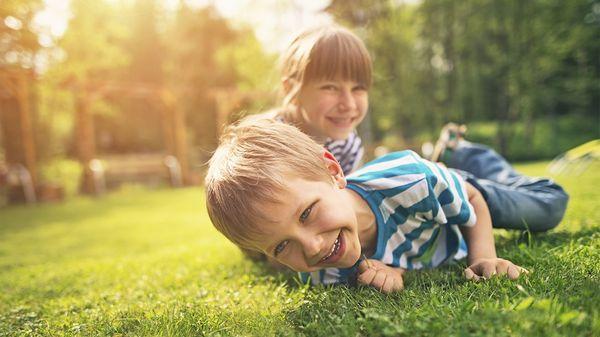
[16,71,37,186]
[75,90,97,194]
[166,95,191,185]
[159,90,176,156]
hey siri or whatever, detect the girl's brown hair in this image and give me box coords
[279,25,373,109]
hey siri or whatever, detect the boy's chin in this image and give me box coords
[343,249,362,268]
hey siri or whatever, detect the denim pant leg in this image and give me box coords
[446,141,569,232]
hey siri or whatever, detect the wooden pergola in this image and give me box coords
[63,79,191,194]
[0,68,38,199]
[1,69,269,202]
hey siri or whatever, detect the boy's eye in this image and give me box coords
[274,240,288,256]
[300,203,314,222]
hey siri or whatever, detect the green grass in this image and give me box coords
[1,163,599,336]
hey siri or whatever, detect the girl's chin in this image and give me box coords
[325,129,353,141]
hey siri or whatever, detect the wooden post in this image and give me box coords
[75,89,97,194]
[159,90,176,157]
[16,71,37,186]
[213,89,234,137]
[160,89,190,185]
[171,102,190,185]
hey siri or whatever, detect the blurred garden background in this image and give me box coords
[1,0,598,205]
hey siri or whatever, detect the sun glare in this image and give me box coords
[36,0,333,53]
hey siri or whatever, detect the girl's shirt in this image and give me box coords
[324,131,364,175]
[270,109,364,175]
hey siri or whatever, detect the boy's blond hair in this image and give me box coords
[279,25,372,110]
[205,117,331,251]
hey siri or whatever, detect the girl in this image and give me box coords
[243,25,372,264]
[261,24,372,175]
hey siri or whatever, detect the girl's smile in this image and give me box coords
[297,79,369,141]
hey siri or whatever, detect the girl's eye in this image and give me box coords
[274,240,288,256]
[321,84,337,91]
[300,204,313,222]
[353,84,367,91]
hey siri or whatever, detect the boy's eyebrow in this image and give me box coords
[293,201,305,220]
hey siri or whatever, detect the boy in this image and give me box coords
[205,118,540,293]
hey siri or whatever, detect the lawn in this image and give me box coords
[0,161,598,336]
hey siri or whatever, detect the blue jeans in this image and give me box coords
[446,141,569,232]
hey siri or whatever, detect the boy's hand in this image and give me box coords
[464,258,529,281]
[357,259,405,293]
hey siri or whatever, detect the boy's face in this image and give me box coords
[254,171,363,272]
[297,78,368,141]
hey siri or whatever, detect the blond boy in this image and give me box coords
[205,118,527,293]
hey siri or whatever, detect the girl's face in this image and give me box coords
[297,79,369,141]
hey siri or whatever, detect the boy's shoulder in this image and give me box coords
[349,150,429,177]
[347,150,458,195]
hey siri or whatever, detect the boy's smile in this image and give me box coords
[254,156,377,273]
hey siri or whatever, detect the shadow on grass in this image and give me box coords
[494,226,598,250]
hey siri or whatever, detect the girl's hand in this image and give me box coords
[357,259,405,293]
[464,258,529,281]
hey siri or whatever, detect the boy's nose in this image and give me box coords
[301,235,324,262]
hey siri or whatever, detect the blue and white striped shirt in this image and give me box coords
[301,150,476,285]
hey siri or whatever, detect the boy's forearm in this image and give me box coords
[461,183,497,264]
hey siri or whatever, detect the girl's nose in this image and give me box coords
[338,88,357,111]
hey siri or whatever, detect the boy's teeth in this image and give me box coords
[321,236,341,262]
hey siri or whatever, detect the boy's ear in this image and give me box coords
[323,150,346,189]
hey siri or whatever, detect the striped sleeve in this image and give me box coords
[298,267,354,286]
[415,153,477,228]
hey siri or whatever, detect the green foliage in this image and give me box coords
[38,158,82,197]
[7,1,276,160]
[0,162,598,336]
[408,114,599,162]
[56,0,131,82]
[0,0,44,67]
[328,0,599,158]
[215,31,277,93]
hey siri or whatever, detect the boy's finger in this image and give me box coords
[507,264,520,280]
[482,264,497,279]
[381,277,394,294]
[372,271,387,290]
[496,260,510,276]
[357,268,376,285]
[464,267,481,282]
[393,278,403,292]
[396,275,404,290]
[357,259,373,273]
